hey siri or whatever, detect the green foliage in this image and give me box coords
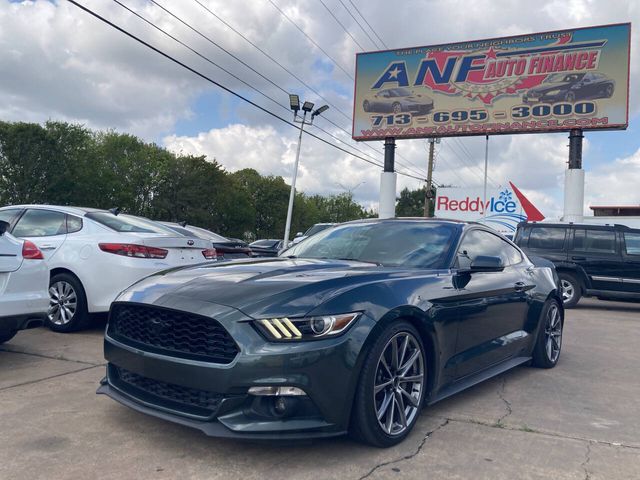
[0,120,385,240]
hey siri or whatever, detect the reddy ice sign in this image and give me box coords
[353,23,630,140]
[435,183,545,235]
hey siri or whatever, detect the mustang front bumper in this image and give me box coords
[98,305,374,440]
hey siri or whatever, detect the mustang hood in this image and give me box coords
[116,258,435,319]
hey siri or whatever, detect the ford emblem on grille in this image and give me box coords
[187,239,194,246]
[150,316,171,330]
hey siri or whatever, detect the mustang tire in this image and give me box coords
[532,299,563,369]
[351,321,426,447]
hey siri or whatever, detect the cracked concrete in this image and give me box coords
[581,441,593,480]
[357,419,450,480]
[495,376,513,425]
[1,298,639,479]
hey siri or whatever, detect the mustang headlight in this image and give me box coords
[545,89,562,96]
[254,313,360,341]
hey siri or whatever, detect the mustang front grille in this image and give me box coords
[108,303,239,364]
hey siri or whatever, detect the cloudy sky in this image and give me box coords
[1,0,638,218]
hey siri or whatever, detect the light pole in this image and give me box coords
[283,95,328,248]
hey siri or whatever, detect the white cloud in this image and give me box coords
[585,147,640,207]
[1,0,639,215]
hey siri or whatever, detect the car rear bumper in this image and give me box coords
[100,307,372,439]
[0,312,46,335]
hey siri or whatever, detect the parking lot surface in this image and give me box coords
[1,298,639,480]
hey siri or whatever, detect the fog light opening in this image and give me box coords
[271,396,298,418]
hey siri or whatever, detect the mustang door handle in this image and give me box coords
[571,256,586,261]
[514,281,526,292]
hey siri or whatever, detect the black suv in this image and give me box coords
[514,222,640,307]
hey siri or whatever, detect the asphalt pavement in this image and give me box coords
[1,298,639,480]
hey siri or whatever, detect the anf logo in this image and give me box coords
[370,35,606,105]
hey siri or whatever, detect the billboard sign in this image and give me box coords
[435,182,545,236]
[353,23,630,141]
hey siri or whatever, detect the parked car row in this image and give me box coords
[0,204,334,337]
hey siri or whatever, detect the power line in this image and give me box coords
[114,0,410,177]
[266,0,354,80]
[336,0,380,49]
[451,137,500,187]
[347,0,388,49]
[190,0,353,124]
[185,0,430,179]
[180,1,428,179]
[318,0,366,51]
[443,139,496,187]
[66,0,427,182]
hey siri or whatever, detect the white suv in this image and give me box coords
[0,206,215,332]
[0,220,48,344]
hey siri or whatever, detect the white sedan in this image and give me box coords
[0,220,49,344]
[0,206,216,332]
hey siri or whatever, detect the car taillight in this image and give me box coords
[202,248,218,260]
[22,240,44,260]
[98,243,168,259]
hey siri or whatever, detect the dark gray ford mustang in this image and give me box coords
[98,219,563,447]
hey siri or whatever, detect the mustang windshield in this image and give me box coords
[283,221,455,268]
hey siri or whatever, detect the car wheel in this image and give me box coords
[351,321,426,447]
[605,84,613,98]
[392,102,402,114]
[559,272,581,308]
[363,100,370,112]
[532,299,563,368]
[46,273,90,332]
[0,330,17,344]
[564,91,576,102]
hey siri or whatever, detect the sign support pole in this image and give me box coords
[563,128,585,223]
[379,137,397,219]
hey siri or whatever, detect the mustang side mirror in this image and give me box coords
[470,255,504,272]
[295,232,303,237]
[0,220,9,236]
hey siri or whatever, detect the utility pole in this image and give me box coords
[424,138,438,217]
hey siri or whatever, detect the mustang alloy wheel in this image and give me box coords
[532,299,563,368]
[352,321,426,447]
[544,303,562,363]
[374,332,425,436]
[46,273,89,332]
